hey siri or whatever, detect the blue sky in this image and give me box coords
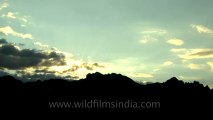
[0,0,213,87]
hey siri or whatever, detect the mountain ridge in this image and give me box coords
[0,72,212,114]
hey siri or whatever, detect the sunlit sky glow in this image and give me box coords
[0,0,213,87]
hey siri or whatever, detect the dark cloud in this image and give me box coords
[0,39,105,80]
[0,38,8,44]
[21,73,71,81]
[82,63,105,70]
[0,54,40,69]
[62,62,105,73]
[93,63,105,68]
[0,44,19,55]
[190,50,213,56]
[0,41,66,69]
[16,69,73,81]
[65,64,80,72]
[18,43,25,46]
[34,69,56,74]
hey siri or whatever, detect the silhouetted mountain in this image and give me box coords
[0,72,212,115]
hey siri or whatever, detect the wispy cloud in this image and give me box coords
[2,12,16,19]
[139,28,167,44]
[167,38,184,46]
[2,12,29,24]
[139,35,158,44]
[162,61,174,66]
[0,26,33,39]
[61,62,105,73]
[151,61,175,73]
[34,42,49,48]
[171,48,213,60]
[0,0,8,10]
[207,61,213,72]
[191,24,213,34]
[140,29,167,35]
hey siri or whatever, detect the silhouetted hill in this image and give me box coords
[0,72,212,115]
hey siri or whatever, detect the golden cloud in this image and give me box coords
[171,48,213,60]
[140,29,167,35]
[191,24,213,34]
[2,12,29,23]
[0,26,33,39]
[162,61,174,66]
[187,63,204,70]
[167,38,184,46]
[2,12,16,19]
[207,61,213,72]
[0,1,8,10]
[34,42,49,48]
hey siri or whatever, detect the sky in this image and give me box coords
[0,0,213,87]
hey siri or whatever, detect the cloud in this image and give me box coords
[139,35,158,44]
[191,24,213,34]
[139,28,167,44]
[140,29,167,35]
[2,12,16,19]
[187,63,205,70]
[151,61,174,73]
[82,63,105,70]
[0,4,106,80]
[14,65,75,80]
[191,50,213,56]
[16,69,73,81]
[0,26,33,39]
[34,42,49,48]
[167,38,184,46]
[0,0,8,10]
[62,62,105,73]
[152,68,161,72]
[34,69,57,74]
[162,61,174,66]
[21,18,28,23]
[128,73,153,78]
[0,38,8,44]
[0,39,106,80]
[207,61,213,72]
[2,12,29,23]
[0,43,66,69]
[171,48,213,60]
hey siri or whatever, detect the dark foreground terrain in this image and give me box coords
[0,72,212,116]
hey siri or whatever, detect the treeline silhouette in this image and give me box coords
[0,72,212,114]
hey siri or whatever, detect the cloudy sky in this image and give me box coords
[0,0,213,87]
